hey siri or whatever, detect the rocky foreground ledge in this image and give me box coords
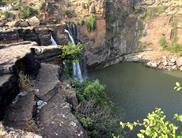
[0,41,87,138]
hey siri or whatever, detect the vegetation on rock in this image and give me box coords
[72,80,121,138]
[59,42,84,62]
[64,9,76,18]
[159,16,182,55]
[142,6,168,20]
[87,14,96,32]
[15,4,38,19]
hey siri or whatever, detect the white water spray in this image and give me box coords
[64,29,83,82]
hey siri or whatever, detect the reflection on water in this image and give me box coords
[89,63,182,122]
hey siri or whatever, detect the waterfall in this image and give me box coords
[51,35,57,47]
[64,29,83,82]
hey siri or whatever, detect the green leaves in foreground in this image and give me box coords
[120,108,182,138]
[174,82,182,92]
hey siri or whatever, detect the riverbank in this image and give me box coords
[100,50,182,71]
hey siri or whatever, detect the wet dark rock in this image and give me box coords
[37,48,60,63]
[14,49,40,79]
[0,29,19,44]
[34,27,52,46]
[18,28,39,44]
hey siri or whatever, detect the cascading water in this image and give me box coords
[64,29,83,82]
[51,35,57,47]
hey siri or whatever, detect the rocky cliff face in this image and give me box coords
[81,0,182,68]
[79,0,144,67]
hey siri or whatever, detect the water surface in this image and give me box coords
[89,63,182,122]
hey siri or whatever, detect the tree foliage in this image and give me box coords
[120,108,182,138]
[73,80,120,137]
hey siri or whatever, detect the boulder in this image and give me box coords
[37,86,87,138]
[35,27,52,45]
[89,4,96,14]
[15,20,29,27]
[34,63,87,138]
[176,57,182,67]
[147,61,158,68]
[4,91,37,131]
[27,16,40,27]
[61,81,78,110]
[6,20,17,28]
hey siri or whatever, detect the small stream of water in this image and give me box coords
[89,63,182,122]
[64,29,83,82]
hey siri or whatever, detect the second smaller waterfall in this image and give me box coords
[51,35,57,47]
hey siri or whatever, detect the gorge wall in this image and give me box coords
[41,0,142,67]
[39,0,182,68]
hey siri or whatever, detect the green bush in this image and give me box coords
[159,36,168,48]
[73,80,121,137]
[64,9,76,18]
[134,3,142,11]
[87,14,96,32]
[159,36,182,55]
[73,79,110,105]
[143,6,168,20]
[19,5,38,19]
[59,42,84,62]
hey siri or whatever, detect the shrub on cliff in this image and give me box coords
[159,35,182,55]
[73,80,110,105]
[72,80,121,138]
[59,42,84,62]
[64,9,76,18]
[12,3,38,19]
[87,14,96,32]
[19,5,38,19]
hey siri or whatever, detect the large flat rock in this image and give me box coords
[0,41,59,75]
[34,63,86,138]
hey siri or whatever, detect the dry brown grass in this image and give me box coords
[18,72,34,91]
